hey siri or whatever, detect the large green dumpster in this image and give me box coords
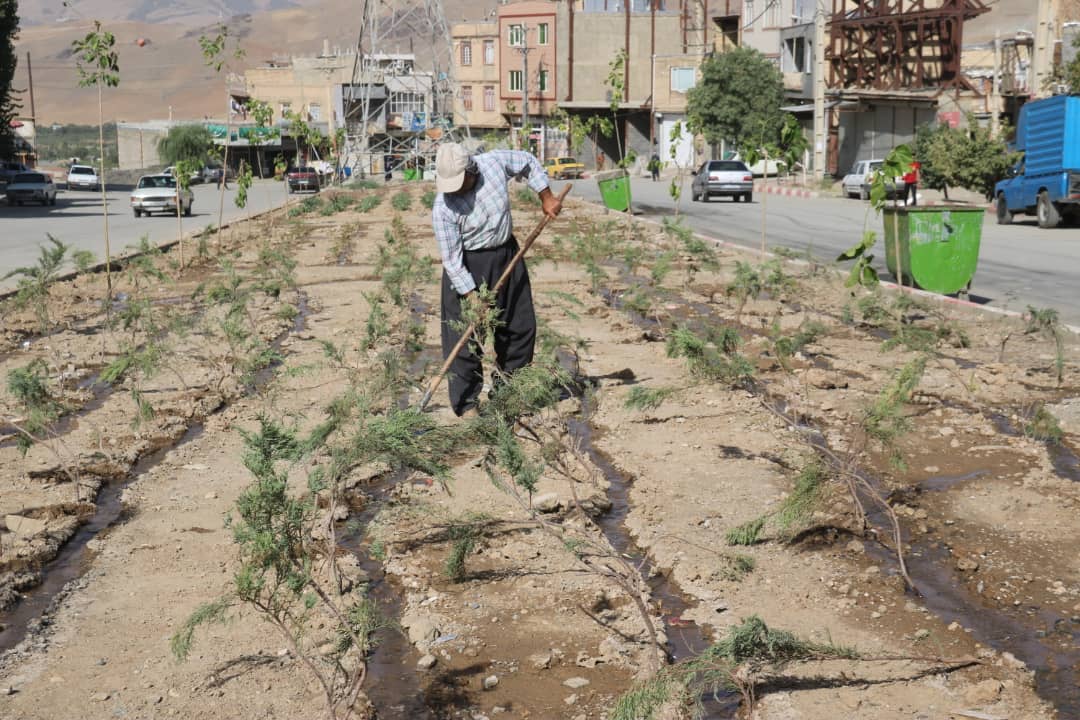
[595,169,632,212]
[882,206,985,295]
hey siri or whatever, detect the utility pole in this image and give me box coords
[812,2,826,179]
[1034,0,1060,98]
[26,52,36,124]
[515,23,532,150]
[991,29,1001,137]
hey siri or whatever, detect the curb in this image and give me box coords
[753,183,819,199]
[920,200,995,210]
[0,201,286,304]
[571,194,1080,337]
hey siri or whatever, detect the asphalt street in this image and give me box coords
[0,179,288,290]
[554,175,1080,326]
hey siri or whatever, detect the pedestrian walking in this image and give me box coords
[649,152,661,182]
[431,144,562,417]
[217,168,230,189]
[903,160,920,206]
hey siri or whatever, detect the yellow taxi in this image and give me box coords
[543,156,585,179]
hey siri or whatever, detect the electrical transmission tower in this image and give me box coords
[345,0,467,177]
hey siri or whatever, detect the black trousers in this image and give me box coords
[440,238,536,416]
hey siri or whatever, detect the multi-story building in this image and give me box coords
[450,1,714,169]
[241,45,434,175]
[498,0,560,155]
[556,0,712,170]
[451,21,507,133]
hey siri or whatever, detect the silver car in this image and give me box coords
[690,160,754,203]
[841,159,905,200]
[131,174,193,217]
[5,172,57,206]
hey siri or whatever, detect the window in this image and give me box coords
[783,37,807,73]
[538,69,549,92]
[483,86,495,111]
[389,92,425,114]
[538,23,549,45]
[670,66,696,92]
[765,0,781,28]
[460,41,472,66]
[584,0,653,10]
[308,103,321,121]
[280,101,292,116]
[509,24,525,47]
[462,85,473,111]
[484,39,495,64]
[508,70,523,92]
[743,0,754,30]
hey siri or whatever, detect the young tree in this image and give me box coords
[73,20,120,303]
[0,0,19,158]
[246,99,277,180]
[199,23,244,251]
[687,47,785,155]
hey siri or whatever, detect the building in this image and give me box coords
[242,45,436,175]
[451,21,508,134]
[556,0,710,170]
[498,0,560,156]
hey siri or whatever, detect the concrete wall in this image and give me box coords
[558,6,689,105]
[117,122,170,170]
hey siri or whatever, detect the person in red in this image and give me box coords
[903,160,920,206]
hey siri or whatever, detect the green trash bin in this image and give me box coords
[595,169,632,213]
[882,206,985,295]
[402,168,418,182]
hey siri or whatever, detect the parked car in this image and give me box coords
[131,174,193,217]
[690,160,754,202]
[162,166,204,185]
[6,172,57,206]
[66,164,100,191]
[543,156,585,179]
[286,166,320,193]
[995,94,1080,228]
[0,160,31,186]
[201,165,236,184]
[841,159,906,200]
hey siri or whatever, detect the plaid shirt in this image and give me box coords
[433,150,550,295]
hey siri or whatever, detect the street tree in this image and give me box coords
[916,117,1017,200]
[157,124,214,166]
[73,20,119,303]
[1060,33,1080,91]
[0,0,19,158]
[687,46,785,155]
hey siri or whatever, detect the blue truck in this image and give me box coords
[994,94,1080,229]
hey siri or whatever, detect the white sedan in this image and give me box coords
[5,172,58,206]
[131,174,193,217]
[66,164,100,191]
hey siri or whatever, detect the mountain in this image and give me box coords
[18,0,301,28]
[13,0,487,125]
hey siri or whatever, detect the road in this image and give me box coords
[0,179,288,290]
[555,176,1080,326]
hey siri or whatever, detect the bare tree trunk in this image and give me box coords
[175,184,185,268]
[97,80,112,304]
[216,93,231,253]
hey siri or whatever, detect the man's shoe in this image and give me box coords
[460,407,480,419]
